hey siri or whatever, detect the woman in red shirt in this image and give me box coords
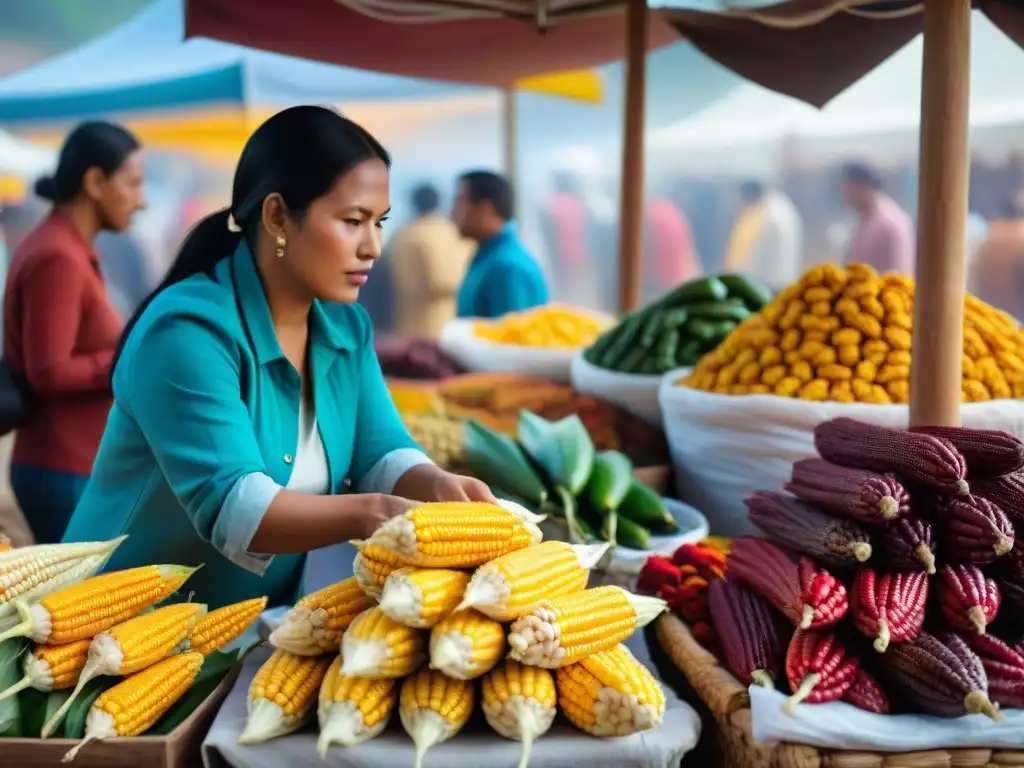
[3,122,146,542]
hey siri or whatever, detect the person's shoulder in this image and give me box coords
[130,270,242,354]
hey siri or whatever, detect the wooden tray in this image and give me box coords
[0,661,241,767]
[654,613,1024,768]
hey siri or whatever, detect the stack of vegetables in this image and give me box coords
[255,500,669,766]
[703,416,1024,723]
[680,262,1024,403]
[583,274,772,376]
[0,537,265,759]
[464,410,678,550]
[472,305,610,349]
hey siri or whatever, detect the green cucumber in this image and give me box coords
[675,339,703,367]
[464,420,548,506]
[585,450,634,511]
[599,311,648,370]
[614,516,651,550]
[517,412,595,544]
[684,299,750,324]
[618,345,647,374]
[639,312,666,348]
[659,276,728,308]
[684,318,719,342]
[584,328,617,365]
[720,273,773,310]
[619,479,678,534]
[656,328,680,359]
[662,308,689,329]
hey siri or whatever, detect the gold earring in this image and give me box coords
[275,236,286,259]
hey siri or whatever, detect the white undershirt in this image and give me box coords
[285,388,331,495]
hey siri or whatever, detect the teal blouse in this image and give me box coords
[455,223,549,318]
[62,244,423,608]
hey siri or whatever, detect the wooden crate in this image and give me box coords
[0,661,241,767]
[655,613,1024,768]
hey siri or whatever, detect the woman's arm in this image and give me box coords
[122,310,408,573]
[20,252,113,394]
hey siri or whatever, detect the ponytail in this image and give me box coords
[111,208,242,382]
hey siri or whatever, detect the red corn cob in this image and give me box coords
[814,418,970,495]
[727,537,847,630]
[972,470,1024,523]
[707,578,788,689]
[745,491,873,568]
[841,668,890,714]
[938,494,1014,565]
[785,459,910,525]
[937,564,1000,635]
[998,540,1024,611]
[850,568,928,652]
[784,628,859,713]
[882,632,1000,719]
[910,426,1024,479]
[969,634,1024,708]
[877,516,936,574]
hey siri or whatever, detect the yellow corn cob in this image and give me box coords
[400,668,474,768]
[482,660,557,768]
[429,608,505,680]
[190,596,267,655]
[239,649,332,744]
[459,541,610,621]
[0,534,11,552]
[0,536,127,625]
[269,577,372,656]
[0,639,90,701]
[316,654,397,757]
[353,545,404,599]
[556,644,666,737]
[43,602,207,738]
[379,567,471,629]
[62,651,204,762]
[507,586,666,668]
[340,607,425,678]
[364,502,543,568]
[0,563,197,645]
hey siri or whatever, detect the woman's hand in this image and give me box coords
[360,494,420,539]
[393,464,496,505]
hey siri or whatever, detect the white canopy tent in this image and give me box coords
[0,129,55,180]
[649,12,1024,174]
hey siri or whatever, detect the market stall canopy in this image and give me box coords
[650,11,1024,170]
[184,0,680,85]
[0,0,487,123]
[0,129,54,178]
[661,0,1024,107]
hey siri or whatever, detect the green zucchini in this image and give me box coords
[598,311,648,370]
[585,450,634,512]
[584,328,617,365]
[684,299,750,324]
[662,308,689,328]
[517,412,595,543]
[464,420,548,506]
[618,345,647,374]
[684,318,718,342]
[639,311,666,348]
[675,339,703,367]
[659,276,728,308]
[720,273,773,310]
[618,479,678,534]
[614,516,651,550]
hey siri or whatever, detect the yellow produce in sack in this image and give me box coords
[681,263,1024,404]
[473,305,609,349]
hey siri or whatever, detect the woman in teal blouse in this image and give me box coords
[61,107,494,608]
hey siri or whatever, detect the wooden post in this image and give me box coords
[616,0,647,313]
[502,87,518,190]
[909,0,972,427]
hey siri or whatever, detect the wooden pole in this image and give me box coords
[909,0,971,427]
[616,0,647,313]
[502,87,518,205]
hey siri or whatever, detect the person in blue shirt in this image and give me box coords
[61,106,495,608]
[453,170,549,318]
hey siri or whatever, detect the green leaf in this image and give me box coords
[149,651,238,736]
[0,639,27,736]
[517,411,595,495]
[18,688,49,737]
[43,690,73,739]
[63,677,118,740]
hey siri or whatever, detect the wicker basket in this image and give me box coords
[655,613,1024,768]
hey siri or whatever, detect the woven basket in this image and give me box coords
[655,613,1024,768]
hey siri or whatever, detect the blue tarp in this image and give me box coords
[0,0,474,123]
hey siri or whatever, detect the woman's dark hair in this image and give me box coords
[111,105,391,379]
[35,121,140,203]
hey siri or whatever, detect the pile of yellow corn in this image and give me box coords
[473,305,611,349]
[0,537,266,760]
[680,262,1024,403]
[261,501,668,766]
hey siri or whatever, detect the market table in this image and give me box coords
[201,646,700,768]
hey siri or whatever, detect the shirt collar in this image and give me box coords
[227,242,357,367]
